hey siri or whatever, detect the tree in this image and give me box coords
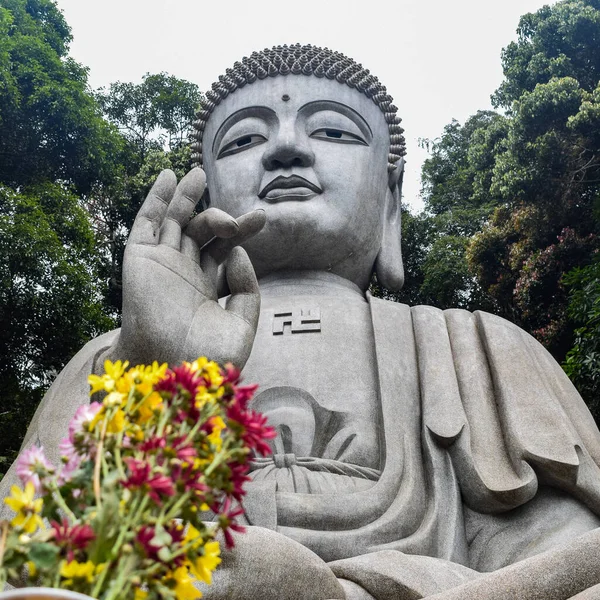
[96,73,201,160]
[399,0,600,395]
[468,76,600,356]
[563,258,600,417]
[388,112,505,312]
[0,183,113,469]
[493,0,600,109]
[0,0,119,472]
[0,0,122,193]
[90,75,201,315]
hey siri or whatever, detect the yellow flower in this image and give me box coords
[194,388,215,409]
[4,482,44,534]
[206,417,226,452]
[103,391,126,408]
[189,541,221,585]
[106,408,127,434]
[87,359,129,395]
[183,524,203,550]
[168,566,202,600]
[89,407,127,434]
[60,560,102,585]
[26,560,37,578]
[138,361,168,385]
[134,589,149,600]
[191,357,223,388]
[136,391,163,424]
[104,359,129,381]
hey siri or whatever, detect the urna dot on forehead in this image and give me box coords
[191,44,406,173]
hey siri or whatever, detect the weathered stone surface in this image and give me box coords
[3,44,600,599]
[426,528,600,600]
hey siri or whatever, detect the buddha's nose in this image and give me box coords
[262,129,315,170]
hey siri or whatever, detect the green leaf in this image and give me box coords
[28,542,60,571]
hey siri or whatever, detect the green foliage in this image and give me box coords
[0,0,120,473]
[387,113,502,312]
[493,0,600,108]
[91,75,201,314]
[0,0,122,193]
[563,259,600,417]
[96,72,201,157]
[0,184,114,467]
[399,0,600,414]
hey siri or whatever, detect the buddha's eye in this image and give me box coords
[217,134,267,159]
[310,128,367,145]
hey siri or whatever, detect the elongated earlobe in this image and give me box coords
[374,158,404,291]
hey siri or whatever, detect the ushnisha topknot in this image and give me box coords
[191,43,406,172]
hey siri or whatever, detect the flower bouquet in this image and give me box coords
[0,358,275,599]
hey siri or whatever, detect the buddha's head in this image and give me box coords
[193,44,405,291]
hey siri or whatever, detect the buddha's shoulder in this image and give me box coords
[371,296,536,347]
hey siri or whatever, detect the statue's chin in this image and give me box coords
[242,210,379,284]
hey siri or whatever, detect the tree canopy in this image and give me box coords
[393,0,600,416]
[0,0,200,472]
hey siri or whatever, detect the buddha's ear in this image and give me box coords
[374,158,405,291]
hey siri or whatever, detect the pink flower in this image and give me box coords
[68,402,102,442]
[57,440,83,485]
[16,446,55,493]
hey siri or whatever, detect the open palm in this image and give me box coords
[111,168,265,368]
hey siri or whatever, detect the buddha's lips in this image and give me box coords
[258,175,322,200]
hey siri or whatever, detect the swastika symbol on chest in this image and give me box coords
[272,308,321,335]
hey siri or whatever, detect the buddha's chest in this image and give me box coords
[242,291,381,470]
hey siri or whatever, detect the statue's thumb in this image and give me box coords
[225,246,260,328]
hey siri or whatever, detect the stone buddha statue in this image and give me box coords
[4,44,600,599]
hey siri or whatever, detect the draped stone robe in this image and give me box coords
[3,296,600,598]
[238,295,600,571]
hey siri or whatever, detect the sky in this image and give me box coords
[56,0,554,212]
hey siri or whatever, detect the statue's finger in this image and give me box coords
[200,251,219,290]
[128,170,177,245]
[180,234,201,264]
[159,168,206,250]
[225,247,260,327]
[185,207,239,248]
[204,209,266,265]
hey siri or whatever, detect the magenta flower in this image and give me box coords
[122,458,176,505]
[136,523,185,565]
[227,403,276,457]
[16,445,55,493]
[51,519,95,562]
[216,497,246,549]
[227,462,251,502]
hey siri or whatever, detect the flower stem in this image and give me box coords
[162,491,192,523]
[94,416,109,510]
[0,520,8,588]
[103,554,137,600]
[49,484,77,523]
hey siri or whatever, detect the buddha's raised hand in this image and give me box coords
[109,168,265,368]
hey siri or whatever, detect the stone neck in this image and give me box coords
[258,270,367,300]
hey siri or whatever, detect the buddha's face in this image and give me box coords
[202,76,392,288]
